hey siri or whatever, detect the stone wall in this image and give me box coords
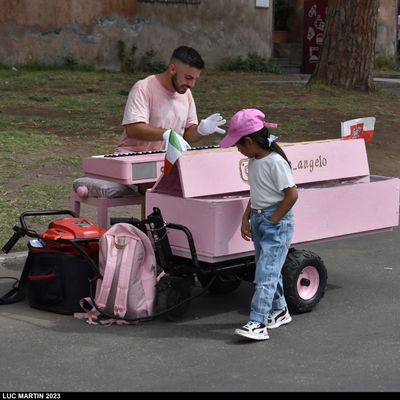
[0,0,396,70]
[0,0,273,69]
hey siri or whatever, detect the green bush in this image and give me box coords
[0,61,95,72]
[375,55,400,71]
[138,50,167,73]
[117,42,167,73]
[118,40,137,72]
[218,53,280,73]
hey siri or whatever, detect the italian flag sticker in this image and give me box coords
[164,129,185,176]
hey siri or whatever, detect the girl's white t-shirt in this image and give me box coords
[116,75,198,152]
[248,152,295,210]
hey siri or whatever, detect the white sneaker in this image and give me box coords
[234,321,269,340]
[267,307,292,329]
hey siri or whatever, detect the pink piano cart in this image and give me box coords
[142,138,400,320]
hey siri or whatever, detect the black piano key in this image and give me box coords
[103,145,220,158]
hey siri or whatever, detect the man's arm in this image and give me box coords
[125,112,227,144]
[124,122,166,141]
[183,124,203,143]
[126,122,202,144]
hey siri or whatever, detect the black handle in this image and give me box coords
[1,227,25,254]
[110,217,140,226]
[2,210,79,253]
[164,222,200,271]
[19,210,78,232]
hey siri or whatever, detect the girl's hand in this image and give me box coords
[241,218,252,241]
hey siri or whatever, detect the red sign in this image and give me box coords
[303,0,328,74]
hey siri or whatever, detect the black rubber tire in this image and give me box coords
[156,276,192,321]
[197,272,241,295]
[282,249,328,314]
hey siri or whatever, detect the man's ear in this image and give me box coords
[169,63,177,75]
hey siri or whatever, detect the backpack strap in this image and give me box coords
[113,236,138,318]
[0,253,33,306]
[0,284,25,305]
[94,234,119,311]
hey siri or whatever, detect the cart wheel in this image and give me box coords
[156,275,192,321]
[282,249,327,314]
[197,272,241,295]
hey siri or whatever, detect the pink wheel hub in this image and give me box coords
[297,266,320,300]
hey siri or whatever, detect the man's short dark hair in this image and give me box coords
[170,46,205,70]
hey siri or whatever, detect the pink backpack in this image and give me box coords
[75,223,160,325]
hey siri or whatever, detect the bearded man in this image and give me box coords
[116,46,225,154]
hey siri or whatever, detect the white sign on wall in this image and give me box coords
[256,0,270,8]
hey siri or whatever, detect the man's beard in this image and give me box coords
[172,74,188,94]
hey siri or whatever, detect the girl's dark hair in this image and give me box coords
[237,127,291,168]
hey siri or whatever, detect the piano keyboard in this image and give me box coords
[82,145,220,185]
[102,145,220,158]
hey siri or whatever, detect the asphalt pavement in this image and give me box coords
[0,225,399,393]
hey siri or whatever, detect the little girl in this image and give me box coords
[219,108,298,341]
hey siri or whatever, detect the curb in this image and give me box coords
[374,73,400,80]
[0,251,27,272]
[374,77,400,83]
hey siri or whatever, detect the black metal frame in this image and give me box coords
[145,207,256,282]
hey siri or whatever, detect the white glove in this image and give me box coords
[197,113,226,136]
[163,129,191,151]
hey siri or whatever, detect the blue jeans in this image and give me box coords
[249,204,294,324]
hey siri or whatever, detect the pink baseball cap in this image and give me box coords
[219,108,277,148]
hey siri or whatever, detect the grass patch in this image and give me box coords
[0,184,71,251]
[19,183,70,205]
[0,131,61,152]
[40,118,106,131]
[57,156,84,167]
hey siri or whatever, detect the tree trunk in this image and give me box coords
[309,0,379,92]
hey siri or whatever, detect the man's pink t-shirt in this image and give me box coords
[116,75,198,152]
